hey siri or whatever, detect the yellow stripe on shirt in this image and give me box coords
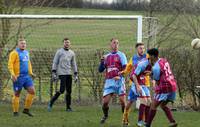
[8,50,20,77]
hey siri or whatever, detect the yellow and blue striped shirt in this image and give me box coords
[8,48,33,77]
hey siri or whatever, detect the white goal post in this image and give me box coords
[0,14,144,43]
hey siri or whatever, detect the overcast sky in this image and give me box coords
[101,0,113,3]
[85,0,113,4]
[85,0,150,3]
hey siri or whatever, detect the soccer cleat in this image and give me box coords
[13,112,19,117]
[66,108,73,112]
[23,109,33,117]
[137,120,144,127]
[144,124,151,127]
[122,116,129,126]
[47,103,52,112]
[122,121,129,126]
[122,119,129,126]
[169,122,178,127]
[122,109,130,126]
[100,116,108,124]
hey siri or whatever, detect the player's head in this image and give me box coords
[135,42,145,56]
[110,38,119,52]
[63,38,70,49]
[147,48,159,65]
[18,38,26,50]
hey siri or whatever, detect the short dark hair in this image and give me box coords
[147,48,159,57]
[18,35,25,42]
[63,37,69,42]
[135,43,144,48]
[110,38,117,42]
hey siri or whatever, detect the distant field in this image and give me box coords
[24,7,143,15]
[3,7,146,54]
[0,103,199,127]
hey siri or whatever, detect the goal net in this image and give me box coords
[0,14,157,102]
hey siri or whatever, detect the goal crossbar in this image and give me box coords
[0,14,143,43]
[0,14,142,19]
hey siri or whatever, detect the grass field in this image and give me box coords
[0,103,199,127]
[1,8,199,127]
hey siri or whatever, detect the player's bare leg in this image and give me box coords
[100,94,112,124]
[119,95,126,113]
[23,86,35,117]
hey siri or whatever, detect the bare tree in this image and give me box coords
[177,0,200,109]
[0,0,56,100]
[0,0,25,99]
[143,0,182,48]
[76,49,104,103]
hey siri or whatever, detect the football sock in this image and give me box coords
[102,106,109,117]
[138,104,146,122]
[12,96,19,112]
[121,104,125,113]
[24,93,34,109]
[145,105,150,122]
[162,106,176,123]
[123,108,131,121]
[146,109,157,126]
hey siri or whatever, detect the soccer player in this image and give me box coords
[98,38,127,124]
[48,38,78,112]
[121,43,151,126]
[145,48,177,127]
[8,38,35,117]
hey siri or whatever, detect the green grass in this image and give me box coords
[0,103,199,127]
[23,7,143,15]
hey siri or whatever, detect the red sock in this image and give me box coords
[162,106,176,123]
[138,104,146,121]
[147,109,157,126]
[145,106,150,123]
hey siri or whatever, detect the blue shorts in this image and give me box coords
[128,83,150,102]
[103,78,126,97]
[13,75,33,92]
[154,92,176,102]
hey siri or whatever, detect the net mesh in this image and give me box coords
[0,17,156,103]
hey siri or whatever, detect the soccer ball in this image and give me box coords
[191,38,200,49]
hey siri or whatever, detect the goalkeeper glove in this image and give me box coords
[74,72,78,83]
[52,70,58,82]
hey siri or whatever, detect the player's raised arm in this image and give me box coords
[120,58,132,76]
[98,55,106,73]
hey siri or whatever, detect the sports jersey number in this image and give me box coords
[163,62,172,77]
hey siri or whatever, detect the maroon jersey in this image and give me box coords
[154,58,177,94]
[104,52,127,79]
[130,58,151,85]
